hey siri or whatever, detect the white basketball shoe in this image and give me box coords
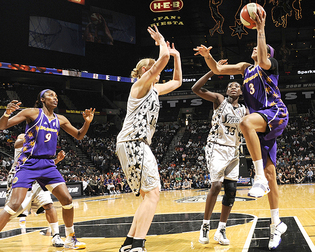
[199,223,210,244]
[268,221,287,250]
[248,175,270,198]
[214,228,230,245]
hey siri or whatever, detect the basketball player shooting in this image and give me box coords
[193,7,288,250]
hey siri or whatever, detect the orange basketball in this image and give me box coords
[240,3,265,29]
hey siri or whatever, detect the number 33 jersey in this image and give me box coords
[17,108,59,167]
[207,98,246,147]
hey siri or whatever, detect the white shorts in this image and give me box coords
[9,181,53,219]
[205,142,239,183]
[116,141,160,195]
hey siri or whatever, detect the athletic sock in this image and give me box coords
[203,219,210,225]
[270,208,280,225]
[218,221,226,230]
[253,159,264,177]
[50,222,59,236]
[65,226,74,237]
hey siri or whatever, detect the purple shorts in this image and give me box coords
[256,105,289,167]
[12,158,65,190]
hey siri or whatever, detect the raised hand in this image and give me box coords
[253,7,266,31]
[167,41,180,57]
[5,100,22,115]
[218,59,228,65]
[82,108,95,123]
[193,44,213,58]
[56,150,66,163]
[147,25,165,46]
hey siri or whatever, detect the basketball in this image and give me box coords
[240,3,265,29]
[90,13,102,25]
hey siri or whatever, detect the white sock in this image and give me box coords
[65,226,74,237]
[50,222,59,236]
[203,219,210,225]
[218,222,226,230]
[253,159,265,177]
[270,209,280,225]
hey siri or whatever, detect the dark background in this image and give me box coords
[0,0,314,107]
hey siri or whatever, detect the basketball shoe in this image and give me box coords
[248,175,270,198]
[214,228,230,245]
[199,223,210,244]
[129,248,147,252]
[52,233,64,247]
[268,221,287,250]
[119,244,132,252]
[64,233,86,250]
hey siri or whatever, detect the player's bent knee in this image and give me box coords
[62,203,73,209]
[222,180,237,207]
[43,203,54,211]
[4,205,16,215]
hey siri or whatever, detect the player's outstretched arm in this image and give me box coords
[253,8,271,70]
[191,59,227,106]
[0,101,38,130]
[131,25,170,99]
[193,45,250,76]
[155,42,182,95]
[58,108,95,140]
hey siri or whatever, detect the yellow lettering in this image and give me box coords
[153,3,161,9]
[173,1,180,7]
[163,2,170,8]
[39,126,57,133]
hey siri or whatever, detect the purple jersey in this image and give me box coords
[242,60,285,113]
[242,59,289,167]
[17,108,59,168]
[12,109,64,189]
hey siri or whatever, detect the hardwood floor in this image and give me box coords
[0,184,315,251]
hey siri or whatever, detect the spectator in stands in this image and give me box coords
[296,170,306,183]
[306,168,313,182]
[182,178,191,189]
[173,179,182,190]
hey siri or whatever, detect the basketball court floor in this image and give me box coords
[0,184,315,251]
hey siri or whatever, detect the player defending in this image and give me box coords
[0,89,95,250]
[6,133,65,247]
[116,25,182,252]
[192,62,247,246]
[193,8,288,250]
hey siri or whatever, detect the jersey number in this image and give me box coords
[225,126,236,136]
[249,83,255,95]
[44,133,51,142]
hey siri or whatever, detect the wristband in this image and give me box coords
[3,112,10,117]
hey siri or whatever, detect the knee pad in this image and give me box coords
[62,203,73,209]
[222,180,237,207]
[4,205,16,215]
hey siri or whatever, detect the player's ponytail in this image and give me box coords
[34,89,50,108]
[131,58,155,79]
[34,92,43,108]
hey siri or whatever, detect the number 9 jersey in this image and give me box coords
[17,108,60,168]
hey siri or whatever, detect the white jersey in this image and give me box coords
[6,147,22,197]
[207,98,246,147]
[117,87,160,145]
